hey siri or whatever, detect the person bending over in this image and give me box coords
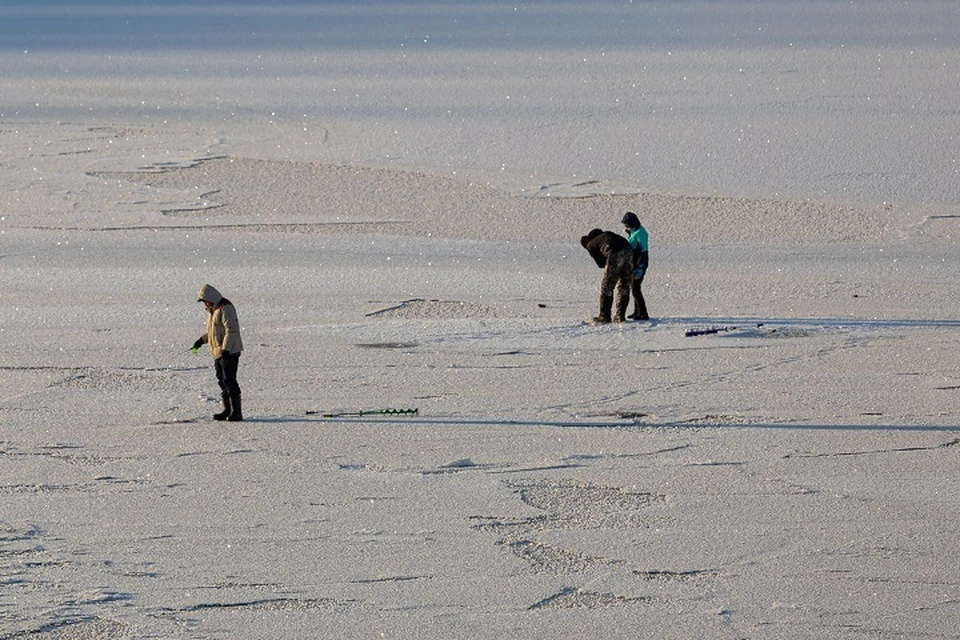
[581,228,633,323]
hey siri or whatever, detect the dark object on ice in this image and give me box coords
[306,408,419,417]
[685,326,736,337]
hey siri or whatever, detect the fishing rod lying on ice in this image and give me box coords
[305,408,419,418]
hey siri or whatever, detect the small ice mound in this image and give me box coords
[524,178,640,198]
[366,298,499,319]
[756,325,817,339]
[441,458,476,469]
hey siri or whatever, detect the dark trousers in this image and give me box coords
[215,353,242,398]
[631,263,649,318]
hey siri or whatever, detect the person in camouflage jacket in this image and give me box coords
[580,228,633,323]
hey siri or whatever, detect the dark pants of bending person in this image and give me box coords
[600,248,634,322]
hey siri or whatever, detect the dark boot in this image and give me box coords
[593,294,613,323]
[614,290,630,323]
[227,395,243,422]
[213,394,231,421]
[629,282,649,320]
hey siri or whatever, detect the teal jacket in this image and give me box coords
[626,225,649,266]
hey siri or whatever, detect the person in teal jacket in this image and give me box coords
[621,211,649,320]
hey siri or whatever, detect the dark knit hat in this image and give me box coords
[621,211,640,229]
[580,228,603,248]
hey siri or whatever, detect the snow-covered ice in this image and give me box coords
[1,2,959,638]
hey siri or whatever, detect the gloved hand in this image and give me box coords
[191,338,203,352]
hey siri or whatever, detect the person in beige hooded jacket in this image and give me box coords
[192,284,244,421]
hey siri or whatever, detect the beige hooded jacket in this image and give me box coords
[196,284,244,359]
